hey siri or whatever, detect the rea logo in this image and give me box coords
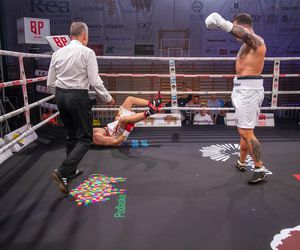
[31,0,70,13]
[30,21,44,35]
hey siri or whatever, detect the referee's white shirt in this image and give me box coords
[47,40,112,103]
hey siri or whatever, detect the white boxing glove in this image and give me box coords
[205,12,233,33]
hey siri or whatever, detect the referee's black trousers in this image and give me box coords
[55,88,92,178]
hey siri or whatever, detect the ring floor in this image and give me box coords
[0,124,300,250]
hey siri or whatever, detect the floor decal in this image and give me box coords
[69,174,127,207]
[199,143,273,174]
[271,225,300,250]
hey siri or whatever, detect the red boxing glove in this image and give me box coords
[123,123,135,138]
[125,123,135,132]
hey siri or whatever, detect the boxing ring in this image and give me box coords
[0,49,300,250]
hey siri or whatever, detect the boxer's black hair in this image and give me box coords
[232,13,253,27]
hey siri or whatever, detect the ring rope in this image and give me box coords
[92,107,300,111]
[98,73,300,78]
[0,77,47,89]
[1,74,299,89]
[1,49,300,61]
[37,103,300,112]
[35,85,300,96]
[88,91,300,95]
[0,95,55,123]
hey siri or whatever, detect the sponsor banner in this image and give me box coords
[169,60,178,109]
[104,45,133,55]
[0,138,13,165]
[4,125,38,152]
[135,114,182,127]
[35,70,48,77]
[3,0,300,56]
[135,33,154,44]
[17,17,50,44]
[89,44,104,56]
[271,59,280,107]
[190,0,204,22]
[134,44,154,55]
[29,0,71,14]
[226,113,275,127]
[45,35,71,51]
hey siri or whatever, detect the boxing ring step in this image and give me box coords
[3,125,38,153]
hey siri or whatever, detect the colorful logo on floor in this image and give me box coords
[270,225,300,250]
[199,143,272,174]
[70,174,127,218]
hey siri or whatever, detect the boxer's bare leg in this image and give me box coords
[122,96,148,111]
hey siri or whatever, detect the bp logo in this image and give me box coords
[199,143,272,174]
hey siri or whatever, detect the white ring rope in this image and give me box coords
[0,77,47,89]
[0,95,55,123]
[34,86,300,96]
[1,73,299,88]
[98,73,300,78]
[38,103,300,112]
[92,107,300,111]
[1,49,300,61]
[0,50,52,58]
[35,86,300,96]
[89,90,300,95]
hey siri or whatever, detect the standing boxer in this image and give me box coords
[205,13,267,184]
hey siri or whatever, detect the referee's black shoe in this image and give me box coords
[68,169,84,180]
[52,169,69,194]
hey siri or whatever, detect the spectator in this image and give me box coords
[207,94,222,122]
[193,104,214,125]
[216,110,227,125]
[192,95,200,105]
[187,95,201,123]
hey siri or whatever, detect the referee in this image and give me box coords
[47,22,115,194]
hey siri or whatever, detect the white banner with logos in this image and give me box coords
[4,125,38,152]
[3,1,300,56]
[45,35,71,51]
[136,114,182,127]
[17,17,50,44]
[226,113,275,127]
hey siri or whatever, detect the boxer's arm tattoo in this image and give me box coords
[230,25,262,50]
[250,139,262,162]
